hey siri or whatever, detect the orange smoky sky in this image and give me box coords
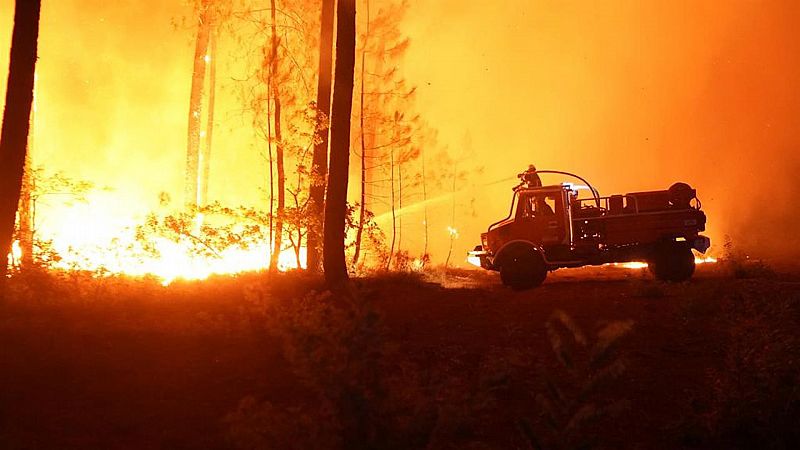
[1,0,799,264]
[403,0,800,261]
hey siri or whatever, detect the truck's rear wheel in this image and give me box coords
[649,243,695,282]
[500,248,547,290]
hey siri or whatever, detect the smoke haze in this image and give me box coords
[403,0,800,261]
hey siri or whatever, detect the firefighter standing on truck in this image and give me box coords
[520,164,542,187]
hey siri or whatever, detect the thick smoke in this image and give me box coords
[403,0,800,262]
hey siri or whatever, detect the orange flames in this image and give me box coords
[9,210,304,285]
[465,255,718,271]
[612,257,718,270]
[12,236,303,285]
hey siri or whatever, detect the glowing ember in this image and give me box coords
[696,256,718,264]
[612,257,718,270]
[8,240,22,267]
[614,262,650,269]
[465,256,718,271]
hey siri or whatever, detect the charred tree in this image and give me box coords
[444,159,458,269]
[352,0,370,268]
[354,2,417,269]
[185,0,212,208]
[199,30,217,206]
[18,147,32,268]
[421,146,428,261]
[306,0,335,273]
[324,0,356,287]
[387,145,396,269]
[17,68,35,269]
[0,0,41,280]
[398,147,403,251]
[268,0,286,272]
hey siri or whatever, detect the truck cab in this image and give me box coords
[483,185,571,251]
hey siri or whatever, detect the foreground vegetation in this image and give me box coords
[1,262,798,449]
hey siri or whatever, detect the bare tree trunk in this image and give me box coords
[386,146,396,270]
[18,148,32,268]
[352,0,370,268]
[267,105,274,264]
[444,160,458,269]
[363,39,383,219]
[398,157,403,251]
[18,70,35,269]
[199,30,216,206]
[268,0,285,272]
[306,0,335,273]
[324,0,356,288]
[270,96,285,270]
[185,0,212,209]
[0,0,41,281]
[421,146,428,262]
[292,171,304,268]
[266,60,274,262]
[295,231,302,268]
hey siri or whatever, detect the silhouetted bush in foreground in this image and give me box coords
[228,287,437,450]
[706,287,800,449]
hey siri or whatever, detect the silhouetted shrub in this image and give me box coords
[632,280,667,299]
[520,310,633,450]
[706,288,800,449]
[722,236,775,279]
[226,396,341,450]
[229,287,437,450]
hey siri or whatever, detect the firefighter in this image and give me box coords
[520,164,542,187]
[536,196,554,216]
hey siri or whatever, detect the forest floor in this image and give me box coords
[0,262,798,449]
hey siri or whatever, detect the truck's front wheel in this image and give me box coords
[500,249,547,290]
[650,243,695,282]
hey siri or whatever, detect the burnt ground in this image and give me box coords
[0,263,798,449]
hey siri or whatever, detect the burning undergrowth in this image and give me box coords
[7,194,394,284]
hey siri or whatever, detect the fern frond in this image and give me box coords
[580,358,628,400]
[517,418,545,450]
[545,377,567,409]
[546,320,567,368]
[535,393,561,431]
[590,320,633,368]
[547,310,588,369]
[563,403,600,439]
[550,310,588,346]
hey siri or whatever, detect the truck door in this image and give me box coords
[516,191,568,245]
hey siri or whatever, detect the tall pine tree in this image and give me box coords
[0,0,41,281]
[323,0,357,287]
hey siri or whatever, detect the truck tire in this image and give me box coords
[499,247,547,290]
[650,243,695,282]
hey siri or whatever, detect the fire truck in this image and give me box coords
[468,169,711,289]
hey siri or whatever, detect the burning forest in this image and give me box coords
[0,1,799,449]
[1,0,458,281]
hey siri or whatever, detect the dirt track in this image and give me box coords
[1,265,798,449]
